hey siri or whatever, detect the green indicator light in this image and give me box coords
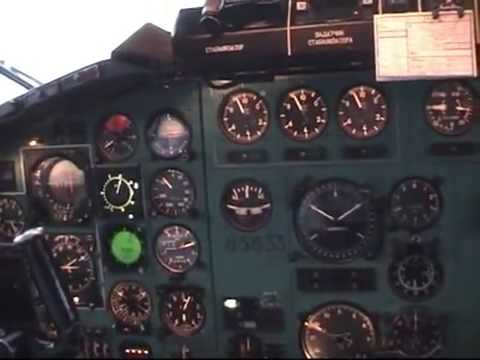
[110,229,142,265]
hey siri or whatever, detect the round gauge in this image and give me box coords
[222,179,273,232]
[147,112,191,159]
[390,178,442,231]
[219,90,270,144]
[109,281,152,328]
[279,88,328,142]
[96,113,138,162]
[51,235,95,295]
[295,179,377,263]
[0,198,26,241]
[155,225,199,274]
[300,303,377,359]
[31,157,91,224]
[110,228,143,267]
[100,173,139,215]
[425,81,475,136]
[151,169,195,218]
[337,85,389,140]
[390,307,444,357]
[161,290,206,337]
[389,254,443,301]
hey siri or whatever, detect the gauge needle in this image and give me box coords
[179,242,196,250]
[5,220,18,233]
[235,98,246,114]
[351,91,363,109]
[428,104,448,112]
[290,94,303,111]
[456,106,470,112]
[115,175,123,194]
[337,203,363,221]
[305,322,353,343]
[309,204,335,221]
[104,140,114,149]
[161,177,173,190]
[183,296,192,311]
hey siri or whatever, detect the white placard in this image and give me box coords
[374,10,477,81]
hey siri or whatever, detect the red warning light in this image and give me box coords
[105,114,132,133]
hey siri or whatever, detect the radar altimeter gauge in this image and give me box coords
[109,281,152,329]
[295,179,377,263]
[0,197,26,241]
[425,81,475,136]
[279,87,328,142]
[337,85,389,140]
[147,111,192,159]
[100,173,140,217]
[389,307,444,358]
[389,253,443,301]
[219,90,270,145]
[300,303,377,358]
[222,179,273,232]
[161,290,206,337]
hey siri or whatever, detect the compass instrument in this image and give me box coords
[219,90,270,145]
[337,85,389,140]
[300,303,377,358]
[0,197,26,241]
[222,179,273,232]
[155,225,199,274]
[147,112,191,159]
[425,81,475,136]
[96,114,138,162]
[279,88,328,142]
[161,290,206,337]
[109,281,152,329]
[295,179,377,263]
[150,169,195,218]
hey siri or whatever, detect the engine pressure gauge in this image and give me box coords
[0,197,26,241]
[222,179,273,232]
[219,90,270,144]
[147,112,191,159]
[96,114,138,162]
[425,81,475,136]
[109,281,152,329]
[279,88,328,142]
[155,225,199,274]
[161,290,206,337]
[337,85,389,140]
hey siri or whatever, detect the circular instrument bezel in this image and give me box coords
[109,281,153,328]
[150,168,196,218]
[218,89,270,145]
[389,176,443,231]
[294,178,377,263]
[96,113,139,163]
[154,224,200,274]
[424,80,476,136]
[299,302,378,359]
[160,289,206,337]
[146,110,192,160]
[0,197,26,241]
[336,84,390,140]
[221,178,273,232]
[278,87,329,142]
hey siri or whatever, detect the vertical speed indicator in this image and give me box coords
[219,90,270,145]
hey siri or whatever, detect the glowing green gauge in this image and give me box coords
[110,229,143,266]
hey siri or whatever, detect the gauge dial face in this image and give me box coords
[31,157,91,224]
[389,254,443,301]
[51,235,96,296]
[295,179,377,263]
[390,307,444,357]
[151,169,195,218]
[109,281,152,328]
[425,81,475,136]
[97,114,138,162]
[390,178,442,231]
[300,303,377,359]
[161,290,206,337]
[147,112,191,159]
[337,85,389,140]
[100,173,139,215]
[0,198,26,240]
[155,225,199,274]
[223,179,273,232]
[220,90,270,144]
[279,88,328,142]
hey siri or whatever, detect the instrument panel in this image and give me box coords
[1,68,480,358]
